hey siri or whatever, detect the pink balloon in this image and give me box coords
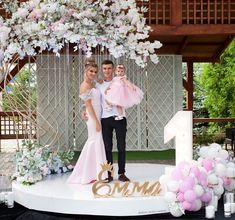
[197,172,208,186]
[184,190,197,203]
[185,176,196,187]
[191,165,200,177]
[198,171,207,180]
[200,179,208,187]
[177,192,184,202]
[179,177,195,193]
[171,168,184,181]
[222,177,232,186]
[201,191,212,203]
[202,159,214,172]
[182,201,192,211]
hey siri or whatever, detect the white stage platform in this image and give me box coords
[13,163,171,216]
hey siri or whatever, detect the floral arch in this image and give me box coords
[0,0,162,67]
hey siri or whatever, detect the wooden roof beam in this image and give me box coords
[151,25,235,36]
[182,57,215,63]
[177,36,189,54]
[212,35,235,62]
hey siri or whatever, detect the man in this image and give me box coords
[96,60,130,182]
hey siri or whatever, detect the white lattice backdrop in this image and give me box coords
[37,55,70,150]
[36,55,182,151]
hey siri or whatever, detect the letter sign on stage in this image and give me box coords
[164,111,193,165]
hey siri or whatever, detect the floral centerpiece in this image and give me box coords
[0,0,162,67]
[12,140,74,185]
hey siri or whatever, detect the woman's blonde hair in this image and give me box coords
[84,57,96,67]
[84,62,98,71]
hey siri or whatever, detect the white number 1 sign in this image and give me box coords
[164,111,193,165]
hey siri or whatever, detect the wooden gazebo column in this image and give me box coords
[183,62,194,111]
[170,0,182,25]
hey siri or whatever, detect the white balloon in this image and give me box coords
[208,174,219,185]
[191,160,199,166]
[227,162,235,168]
[199,146,209,158]
[193,199,202,211]
[167,180,180,192]
[218,177,223,186]
[220,150,229,161]
[159,174,170,187]
[193,184,204,197]
[226,167,235,178]
[209,147,219,159]
[197,157,203,166]
[164,192,177,203]
[215,163,226,177]
[169,202,185,217]
[213,185,224,196]
[209,143,222,151]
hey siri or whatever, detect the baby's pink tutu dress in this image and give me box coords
[105,76,144,108]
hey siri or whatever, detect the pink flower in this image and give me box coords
[28,8,42,20]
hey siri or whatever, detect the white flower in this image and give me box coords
[68,34,81,43]
[0,49,4,63]
[13,8,29,19]
[29,0,41,10]
[150,54,159,64]
[0,17,4,26]
[52,23,70,38]
[47,3,58,14]
[152,41,163,49]
[0,26,11,46]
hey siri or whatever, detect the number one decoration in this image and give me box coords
[164,111,193,165]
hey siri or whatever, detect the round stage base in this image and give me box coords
[13,163,171,216]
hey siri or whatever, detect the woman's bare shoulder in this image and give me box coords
[80,82,93,94]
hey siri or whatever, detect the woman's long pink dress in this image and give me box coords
[67,88,107,184]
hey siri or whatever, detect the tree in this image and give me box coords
[2,65,37,111]
[195,39,235,131]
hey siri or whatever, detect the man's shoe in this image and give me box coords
[105,176,113,183]
[118,174,130,182]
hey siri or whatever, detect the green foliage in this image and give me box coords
[2,65,37,111]
[198,40,235,118]
[194,128,225,146]
[58,150,75,165]
[195,39,235,132]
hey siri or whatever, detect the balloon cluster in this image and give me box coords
[161,143,235,217]
[160,161,212,215]
[198,143,235,195]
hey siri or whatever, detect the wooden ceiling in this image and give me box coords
[0,0,235,63]
[143,0,235,62]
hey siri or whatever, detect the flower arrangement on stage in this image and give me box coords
[160,143,235,217]
[12,140,74,185]
[0,0,162,67]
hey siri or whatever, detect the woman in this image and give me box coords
[67,63,107,184]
